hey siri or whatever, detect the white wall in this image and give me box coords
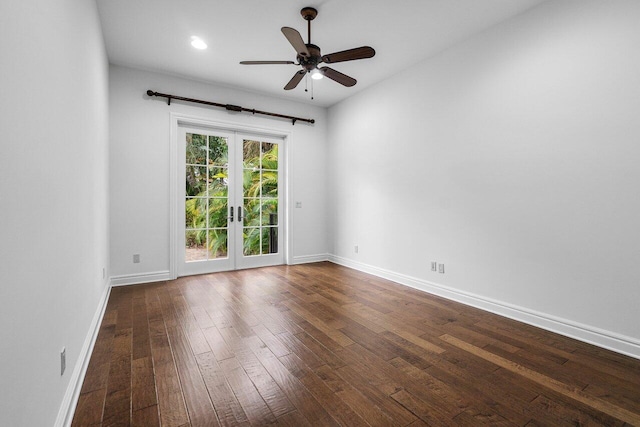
[0,0,110,425]
[327,0,640,357]
[109,66,328,281]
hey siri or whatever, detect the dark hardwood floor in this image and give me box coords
[72,262,640,426]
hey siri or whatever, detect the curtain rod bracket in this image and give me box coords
[146,89,314,125]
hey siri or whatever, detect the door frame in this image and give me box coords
[169,113,293,279]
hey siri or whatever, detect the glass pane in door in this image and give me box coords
[185,133,229,262]
[242,139,279,256]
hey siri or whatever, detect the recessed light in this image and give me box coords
[190,36,207,50]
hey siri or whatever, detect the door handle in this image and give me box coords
[237,206,242,222]
[229,206,234,222]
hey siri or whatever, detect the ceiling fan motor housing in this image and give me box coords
[298,44,321,71]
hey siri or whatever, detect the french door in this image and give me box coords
[177,126,284,276]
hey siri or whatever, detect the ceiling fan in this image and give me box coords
[240,6,375,91]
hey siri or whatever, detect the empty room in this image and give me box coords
[2,0,640,426]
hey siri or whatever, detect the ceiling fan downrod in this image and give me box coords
[301,7,317,44]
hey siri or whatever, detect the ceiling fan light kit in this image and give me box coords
[310,68,323,80]
[240,6,375,96]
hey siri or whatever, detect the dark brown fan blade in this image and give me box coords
[281,27,310,57]
[320,67,357,87]
[240,61,296,65]
[284,70,306,90]
[321,46,375,64]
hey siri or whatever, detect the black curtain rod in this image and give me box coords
[146,90,315,125]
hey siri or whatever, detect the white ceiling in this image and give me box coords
[96,0,546,107]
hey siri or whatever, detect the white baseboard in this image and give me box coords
[110,270,172,286]
[55,281,112,427]
[328,254,640,360]
[290,253,329,265]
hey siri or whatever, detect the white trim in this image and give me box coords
[110,270,172,286]
[55,282,112,427]
[328,254,640,360]
[291,254,329,265]
[169,114,179,280]
[169,113,293,277]
[285,131,294,266]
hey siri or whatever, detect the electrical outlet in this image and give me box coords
[102,267,106,279]
[60,347,66,376]
[439,264,445,274]
[354,245,359,254]
[133,254,140,263]
[431,262,437,271]
[295,201,302,208]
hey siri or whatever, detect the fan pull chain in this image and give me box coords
[311,77,314,100]
[304,72,309,93]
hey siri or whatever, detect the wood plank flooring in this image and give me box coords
[72,262,640,426]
